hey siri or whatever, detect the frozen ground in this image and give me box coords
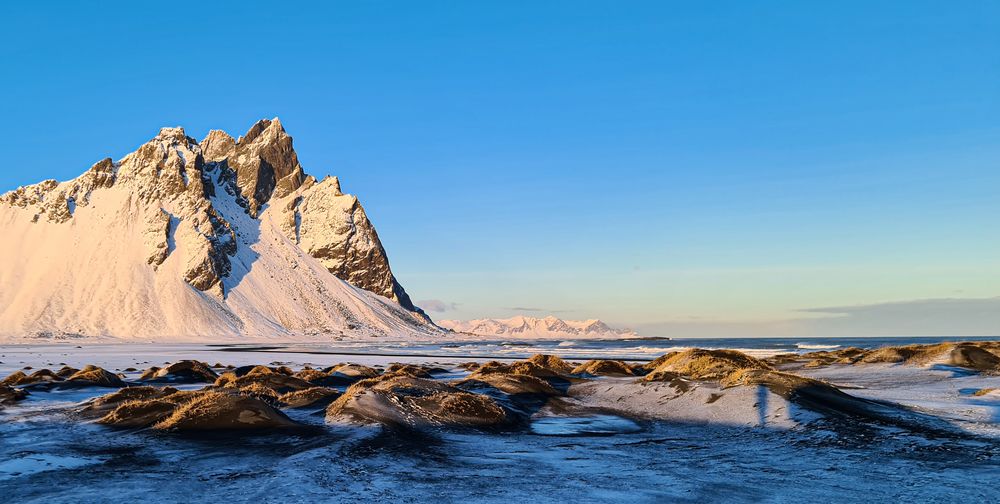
[2,343,999,503]
[794,362,1000,438]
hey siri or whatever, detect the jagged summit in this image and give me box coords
[438,316,638,339]
[0,119,435,341]
[220,118,306,215]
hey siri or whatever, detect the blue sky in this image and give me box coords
[2,1,999,336]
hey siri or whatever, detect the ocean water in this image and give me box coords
[230,334,1000,362]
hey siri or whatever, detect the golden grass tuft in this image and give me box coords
[643,349,772,381]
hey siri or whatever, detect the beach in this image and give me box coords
[1,339,999,502]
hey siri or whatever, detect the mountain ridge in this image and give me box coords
[438,316,638,339]
[0,119,438,341]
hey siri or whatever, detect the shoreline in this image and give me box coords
[2,334,999,346]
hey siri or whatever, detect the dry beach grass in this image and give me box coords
[1,341,998,436]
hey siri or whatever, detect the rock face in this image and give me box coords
[280,176,422,313]
[438,316,636,339]
[200,119,304,217]
[0,118,438,340]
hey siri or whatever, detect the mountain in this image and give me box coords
[437,316,638,339]
[0,119,441,341]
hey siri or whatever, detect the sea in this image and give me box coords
[210,334,1000,362]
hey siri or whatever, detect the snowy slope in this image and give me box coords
[0,120,441,342]
[437,316,637,339]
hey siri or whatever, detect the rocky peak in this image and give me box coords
[323,175,342,195]
[115,127,206,203]
[0,119,427,320]
[0,157,119,224]
[278,175,425,317]
[75,158,117,196]
[201,130,236,162]
[208,117,306,216]
[86,157,116,178]
[156,126,190,142]
[438,317,637,339]
[240,117,281,144]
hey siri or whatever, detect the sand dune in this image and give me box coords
[3,346,992,438]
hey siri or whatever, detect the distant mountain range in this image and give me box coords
[0,119,441,341]
[437,316,638,339]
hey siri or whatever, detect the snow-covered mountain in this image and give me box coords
[0,119,442,342]
[437,316,637,339]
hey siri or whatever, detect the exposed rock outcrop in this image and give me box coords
[200,118,304,217]
[200,130,236,162]
[281,175,425,315]
[144,208,173,268]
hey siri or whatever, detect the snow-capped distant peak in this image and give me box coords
[437,316,637,339]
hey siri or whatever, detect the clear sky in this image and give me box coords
[2,1,999,337]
